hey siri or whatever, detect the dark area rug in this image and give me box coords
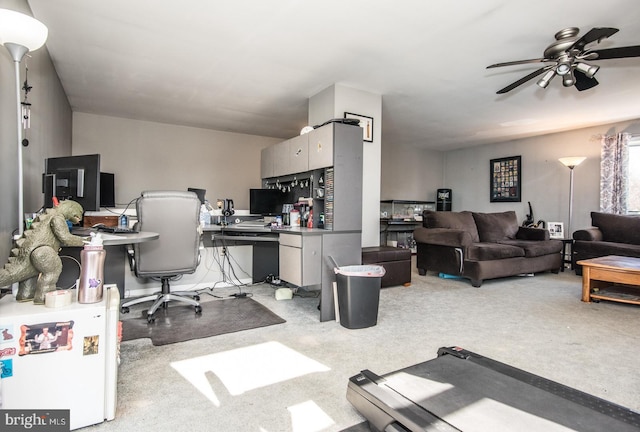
[121,297,286,346]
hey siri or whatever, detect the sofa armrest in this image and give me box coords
[573,228,603,241]
[516,226,550,241]
[414,227,473,248]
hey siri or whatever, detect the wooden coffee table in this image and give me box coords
[577,255,640,305]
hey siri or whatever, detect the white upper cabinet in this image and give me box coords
[308,125,334,170]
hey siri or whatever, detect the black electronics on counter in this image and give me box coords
[437,189,452,211]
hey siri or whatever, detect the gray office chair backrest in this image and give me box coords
[133,190,201,277]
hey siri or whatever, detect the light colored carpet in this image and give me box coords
[85,260,640,432]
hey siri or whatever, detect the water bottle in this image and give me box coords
[199,204,209,227]
[119,214,129,228]
[78,244,106,304]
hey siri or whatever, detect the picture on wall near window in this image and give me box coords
[548,222,565,239]
[344,112,373,142]
[490,155,521,202]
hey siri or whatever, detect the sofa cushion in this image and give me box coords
[500,239,563,258]
[472,211,519,243]
[516,226,550,241]
[591,212,640,245]
[573,228,603,242]
[413,227,475,248]
[466,242,525,261]
[424,210,479,242]
[573,240,640,259]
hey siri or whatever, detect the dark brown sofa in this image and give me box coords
[414,210,562,287]
[572,212,640,275]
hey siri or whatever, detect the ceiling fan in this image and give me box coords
[487,27,640,94]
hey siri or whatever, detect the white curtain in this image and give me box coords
[600,133,629,214]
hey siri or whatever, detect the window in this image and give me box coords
[629,138,640,214]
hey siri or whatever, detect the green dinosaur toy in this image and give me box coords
[0,200,87,304]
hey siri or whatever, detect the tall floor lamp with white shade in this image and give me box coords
[558,156,587,237]
[0,8,48,236]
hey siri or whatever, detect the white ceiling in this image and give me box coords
[27,0,640,151]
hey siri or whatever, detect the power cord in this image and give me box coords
[201,235,253,298]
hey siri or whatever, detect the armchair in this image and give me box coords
[121,190,203,323]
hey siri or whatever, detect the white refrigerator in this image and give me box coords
[0,285,119,430]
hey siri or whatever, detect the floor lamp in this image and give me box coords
[558,156,586,237]
[0,8,48,236]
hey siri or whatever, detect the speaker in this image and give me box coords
[437,189,452,211]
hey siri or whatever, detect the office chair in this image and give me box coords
[121,190,203,323]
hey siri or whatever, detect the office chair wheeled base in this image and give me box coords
[121,278,202,323]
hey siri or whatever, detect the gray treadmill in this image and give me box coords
[347,347,640,432]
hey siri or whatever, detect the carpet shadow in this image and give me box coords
[121,297,286,346]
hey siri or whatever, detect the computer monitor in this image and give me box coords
[44,154,101,211]
[249,188,291,216]
[100,172,115,207]
[187,187,206,205]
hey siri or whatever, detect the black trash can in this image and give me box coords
[334,265,386,329]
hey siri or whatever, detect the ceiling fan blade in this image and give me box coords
[487,58,547,69]
[570,27,619,51]
[589,45,640,60]
[574,69,599,91]
[496,66,552,94]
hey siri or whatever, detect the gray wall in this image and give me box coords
[381,118,640,234]
[0,0,72,263]
[445,119,640,232]
[381,143,444,202]
[72,112,281,208]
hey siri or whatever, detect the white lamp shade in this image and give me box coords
[558,157,586,168]
[0,8,48,52]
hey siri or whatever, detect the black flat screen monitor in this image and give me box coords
[44,154,101,211]
[100,172,115,207]
[249,189,290,216]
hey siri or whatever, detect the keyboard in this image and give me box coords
[236,221,268,227]
[95,225,138,234]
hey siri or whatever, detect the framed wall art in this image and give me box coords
[344,112,373,142]
[548,222,565,239]
[490,155,521,202]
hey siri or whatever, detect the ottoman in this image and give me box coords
[362,246,412,288]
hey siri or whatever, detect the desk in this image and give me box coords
[60,230,159,298]
[203,224,362,322]
[204,226,280,284]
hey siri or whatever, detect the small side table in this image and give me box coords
[559,238,573,272]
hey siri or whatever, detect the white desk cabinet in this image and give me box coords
[279,233,322,287]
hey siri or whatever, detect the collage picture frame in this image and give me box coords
[490,155,521,202]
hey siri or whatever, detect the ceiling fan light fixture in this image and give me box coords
[575,62,599,78]
[562,70,576,87]
[536,70,556,89]
[556,62,572,75]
